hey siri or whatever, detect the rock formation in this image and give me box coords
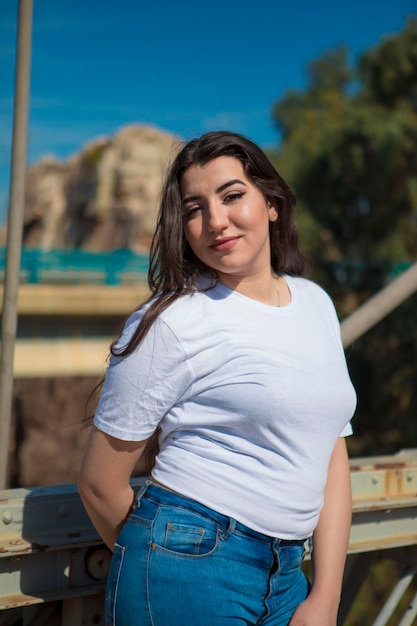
[20,125,180,253]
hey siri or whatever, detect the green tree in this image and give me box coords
[271,19,417,454]
[273,19,417,278]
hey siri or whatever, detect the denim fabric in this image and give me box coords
[105,481,311,626]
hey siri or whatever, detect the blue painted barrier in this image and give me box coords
[0,248,412,287]
[0,247,149,285]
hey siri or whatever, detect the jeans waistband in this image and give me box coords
[136,480,308,547]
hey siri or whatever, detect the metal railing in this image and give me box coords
[0,247,149,286]
[0,247,412,288]
[0,449,417,625]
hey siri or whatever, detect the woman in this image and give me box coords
[78,131,356,626]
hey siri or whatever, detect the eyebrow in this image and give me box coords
[182,179,247,205]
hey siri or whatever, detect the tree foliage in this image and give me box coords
[271,19,417,454]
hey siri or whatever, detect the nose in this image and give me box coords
[206,201,229,232]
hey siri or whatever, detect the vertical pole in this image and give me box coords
[0,0,33,488]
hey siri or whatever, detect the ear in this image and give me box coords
[267,204,278,222]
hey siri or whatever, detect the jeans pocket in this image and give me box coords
[105,542,126,626]
[153,507,220,558]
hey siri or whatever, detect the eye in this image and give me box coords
[224,192,245,204]
[183,206,202,220]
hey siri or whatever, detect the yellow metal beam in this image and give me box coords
[0,284,152,377]
[0,284,150,316]
[12,337,111,377]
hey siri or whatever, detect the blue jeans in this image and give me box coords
[105,481,311,625]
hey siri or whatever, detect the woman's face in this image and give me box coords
[181,156,277,286]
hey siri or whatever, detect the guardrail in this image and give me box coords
[1,450,416,625]
[0,247,149,285]
[0,247,412,287]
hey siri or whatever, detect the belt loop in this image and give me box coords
[220,518,236,541]
[304,537,313,555]
[134,479,152,505]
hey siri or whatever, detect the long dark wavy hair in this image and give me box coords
[112,130,308,359]
[92,131,309,471]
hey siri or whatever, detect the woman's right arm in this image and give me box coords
[78,425,148,550]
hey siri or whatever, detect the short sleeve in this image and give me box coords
[340,422,353,437]
[93,311,193,441]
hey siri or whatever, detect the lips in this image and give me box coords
[210,236,240,251]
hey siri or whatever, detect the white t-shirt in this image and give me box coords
[94,276,356,539]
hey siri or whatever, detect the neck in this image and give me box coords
[217,269,283,306]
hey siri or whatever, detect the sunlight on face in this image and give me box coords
[181,156,277,287]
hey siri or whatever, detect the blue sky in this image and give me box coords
[0,0,415,224]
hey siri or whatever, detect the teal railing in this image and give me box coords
[0,247,413,288]
[0,247,149,286]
